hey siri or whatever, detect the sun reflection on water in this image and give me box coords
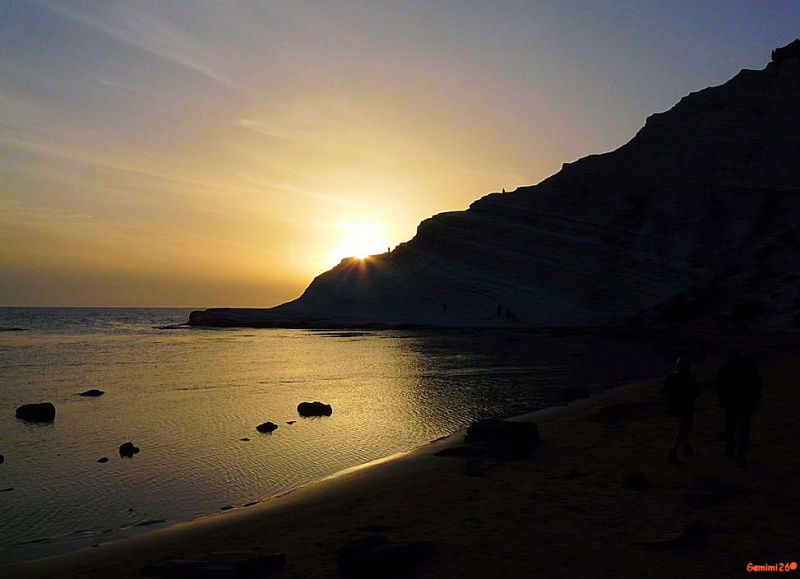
[0,317,681,563]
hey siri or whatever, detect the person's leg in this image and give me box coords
[669,418,683,464]
[737,411,753,468]
[683,412,694,455]
[670,415,691,463]
[724,409,737,459]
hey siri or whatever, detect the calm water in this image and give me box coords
[0,308,680,564]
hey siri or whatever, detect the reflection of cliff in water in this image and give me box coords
[398,329,696,423]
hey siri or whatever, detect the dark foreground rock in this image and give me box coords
[297,401,333,417]
[634,521,708,550]
[623,472,652,490]
[433,446,487,458]
[683,475,745,509]
[15,402,56,422]
[464,418,539,459]
[141,551,286,579]
[558,387,592,404]
[78,389,105,397]
[336,535,437,577]
[119,442,140,458]
[256,421,278,433]
[0,454,4,464]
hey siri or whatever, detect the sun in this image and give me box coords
[330,222,387,262]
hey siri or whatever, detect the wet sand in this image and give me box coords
[6,332,800,579]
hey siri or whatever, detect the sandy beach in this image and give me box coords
[6,330,799,579]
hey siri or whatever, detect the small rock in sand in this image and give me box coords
[623,472,652,490]
[464,418,539,459]
[337,535,437,576]
[140,551,286,578]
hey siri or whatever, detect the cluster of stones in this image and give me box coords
[256,401,333,434]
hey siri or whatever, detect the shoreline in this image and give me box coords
[3,385,600,574]
[6,331,799,578]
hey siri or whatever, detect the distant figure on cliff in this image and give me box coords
[663,357,700,465]
[714,349,762,469]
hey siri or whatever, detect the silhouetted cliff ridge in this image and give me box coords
[190,43,800,329]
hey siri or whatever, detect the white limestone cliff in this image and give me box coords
[190,45,800,330]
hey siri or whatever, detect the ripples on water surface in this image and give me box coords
[0,308,680,563]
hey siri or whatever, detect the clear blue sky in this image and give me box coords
[2,1,798,306]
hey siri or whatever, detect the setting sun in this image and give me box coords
[330,222,388,262]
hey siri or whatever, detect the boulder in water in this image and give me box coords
[297,401,333,417]
[78,389,105,397]
[119,442,140,458]
[15,402,56,423]
[256,421,278,433]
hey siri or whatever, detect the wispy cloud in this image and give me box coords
[33,0,237,90]
[2,133,229,194]
[233,172,356,207]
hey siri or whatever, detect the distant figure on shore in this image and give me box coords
[663,357,700,465]
[714,349,762,469]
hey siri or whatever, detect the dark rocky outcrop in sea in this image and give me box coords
[297,401,333,417]
[256,421,278,433]
[119,442,140,458]
[15,402,56,422]
[78,389,105,397]
[189,42,800,331]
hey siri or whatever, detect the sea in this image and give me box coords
[0,307,682,564]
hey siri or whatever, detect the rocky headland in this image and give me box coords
[190,44,800,330]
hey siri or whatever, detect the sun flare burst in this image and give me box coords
[329,222,388,262]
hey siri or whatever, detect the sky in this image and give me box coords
[2,1,799,307]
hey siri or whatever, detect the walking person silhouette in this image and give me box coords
[714,349,762,469]
[663,357,700,465]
